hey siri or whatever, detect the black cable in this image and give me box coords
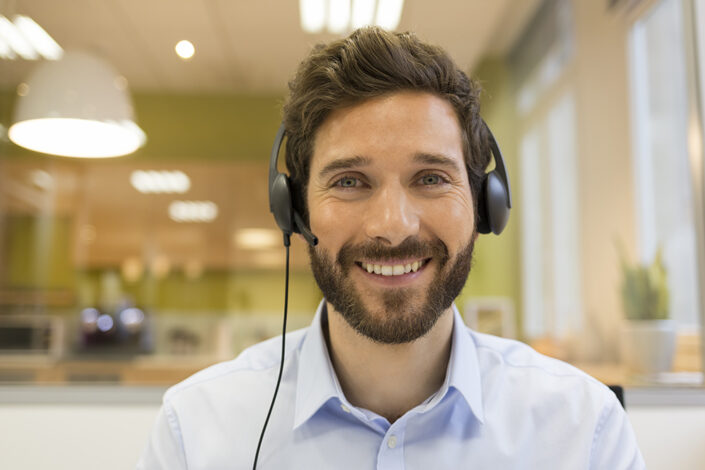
[252,240,290,469]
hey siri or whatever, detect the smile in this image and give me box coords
[356,259,429,276]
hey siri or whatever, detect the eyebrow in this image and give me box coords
[318,155,371,179]
[317,152,463,179]
[413,152,463,172]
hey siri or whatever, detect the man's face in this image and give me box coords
[306,91,477,344]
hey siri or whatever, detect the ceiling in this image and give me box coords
[1,0,542,93]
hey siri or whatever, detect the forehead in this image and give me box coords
[311,91,464,171]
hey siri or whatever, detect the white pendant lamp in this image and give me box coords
[8,50,146,158]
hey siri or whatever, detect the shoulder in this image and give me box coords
[470,330,592,377]
[467,330,643,467]
[468,329,617,412]
[470,329,600,382]
[163,327,308,407]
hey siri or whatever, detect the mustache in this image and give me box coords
[336,237,449,269]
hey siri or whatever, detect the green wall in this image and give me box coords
[4,215,75,290]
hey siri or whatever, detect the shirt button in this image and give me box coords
[387,435,397,449]
[340,403,351,413]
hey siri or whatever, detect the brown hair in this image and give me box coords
[283,26,490,222]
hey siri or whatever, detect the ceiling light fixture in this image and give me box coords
[327,0,351,34]
[168,201,218,223]
[300,0,326,33]
[175,39,194,60]
[0,34,12,59]
[0,14,63,60]
[130,170,191,194]
[375,0,404,30]
[12,15,63,60]
[0,15,36,59]
[299,0,403,34]
[351,0,376,29]
[8,50,146,158]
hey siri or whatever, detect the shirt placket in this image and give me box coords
[376,417,407,470]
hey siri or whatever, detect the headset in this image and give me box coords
[269,119,511,242]
[268,123,319,248]
[254,118,511,469]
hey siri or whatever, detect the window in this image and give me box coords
[628,0,701,330]
[520,94,582,339]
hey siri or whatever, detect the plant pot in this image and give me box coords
[620,319,676,376]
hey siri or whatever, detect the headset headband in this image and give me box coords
[268,118,511,240]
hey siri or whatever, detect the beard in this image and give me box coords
[309,234,476,344]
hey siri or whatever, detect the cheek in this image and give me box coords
[309,201,354,245]
[434,205,474,228]
[424,197,475,246]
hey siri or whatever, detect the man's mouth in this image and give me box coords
[355,258,430,276]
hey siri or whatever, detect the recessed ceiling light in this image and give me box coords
[175,40,195,60]
[300,0,326,33]
[299,0,404,34]
[169,200,218,223]
[13,15,63,60]
[328,0,351,34]
[0,15,37,59]
[351,0,376,29]
[375,0,404,30]
[131,170,191,194]
[0,15,63,60]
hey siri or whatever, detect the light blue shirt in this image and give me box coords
[138,302,645,469]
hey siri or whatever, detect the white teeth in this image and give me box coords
[361,260,425,276]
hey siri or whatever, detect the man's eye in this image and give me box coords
[420,174,442,185]
[335,176,359,188]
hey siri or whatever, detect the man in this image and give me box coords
[138,27,644,469]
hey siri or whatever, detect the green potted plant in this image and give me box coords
[618,247,676,377]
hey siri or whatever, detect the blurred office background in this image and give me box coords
[1,0,705,468]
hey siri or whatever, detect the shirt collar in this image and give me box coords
[293,301,485,429]
[293,300,344,430]
[444,304,485,423]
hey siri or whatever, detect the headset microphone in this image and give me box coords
[294,212,319,247]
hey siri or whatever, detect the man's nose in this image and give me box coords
[362,184,420,246]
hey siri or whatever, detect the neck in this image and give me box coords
[324,302,454,423]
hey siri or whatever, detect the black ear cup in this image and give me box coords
[478,121,512,235]
[477,170,510,235]
[268,123,318,247]
[270,173,295,236]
